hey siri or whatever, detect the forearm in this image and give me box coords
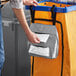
[12,8,31,34]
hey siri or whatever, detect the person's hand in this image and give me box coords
[26,30,40,43]
[23,0,38,6]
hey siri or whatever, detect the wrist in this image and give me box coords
[24,26,31,35]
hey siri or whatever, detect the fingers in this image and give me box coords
[33,0,38,5]
[23,0,38,6]
[34,38,40,43]
[27,32,40,43]
[36,37,40,42]
[32,36,40,43]
[29,37,40,43]
[34,34,40,43]
[31,0,38,6]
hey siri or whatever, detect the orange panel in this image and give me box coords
[30,2,76,76]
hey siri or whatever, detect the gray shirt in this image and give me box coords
[10,0,23,9]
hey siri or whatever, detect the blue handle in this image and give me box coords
[26,5,67,13]
[25,0,76,13]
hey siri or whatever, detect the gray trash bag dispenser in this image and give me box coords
[28,23,59,59]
